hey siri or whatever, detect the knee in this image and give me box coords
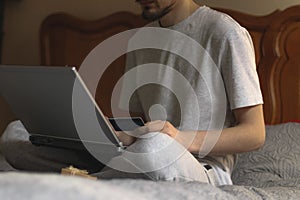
[0,121,30,166]
[124,132,187,168]
[1,120,28,139]
[110,132,193,176]
[128,132,176,153]
[0,120,28,148]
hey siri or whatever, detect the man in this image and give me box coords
[105,0,265,185]
[0,0,265,186]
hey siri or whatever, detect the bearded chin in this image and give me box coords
[141,4,173,21]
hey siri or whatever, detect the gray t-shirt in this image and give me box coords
[119,6,263,173]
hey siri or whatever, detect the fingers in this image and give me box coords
[158,121,178,138]
[132,120,163,137]
[133,120,178,138]
[146,120,165,132]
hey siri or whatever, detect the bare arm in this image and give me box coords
[143,104,265,155]
[181,104,265,155]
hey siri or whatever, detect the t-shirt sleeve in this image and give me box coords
[220,27,263,110]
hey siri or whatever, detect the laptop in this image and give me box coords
[0,65,127,160]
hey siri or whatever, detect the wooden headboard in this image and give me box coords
[40,6,300,125]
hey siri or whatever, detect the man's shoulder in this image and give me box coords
[198,7,244,36]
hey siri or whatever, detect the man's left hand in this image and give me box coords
[134,120,180,138]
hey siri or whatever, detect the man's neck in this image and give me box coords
[159,1,201,27]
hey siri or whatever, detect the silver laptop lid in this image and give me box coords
[0,65,122,150]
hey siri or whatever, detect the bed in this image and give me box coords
[1,5,300,200]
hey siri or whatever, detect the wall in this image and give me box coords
[0,0,141,135]
[201,0,300,15]
[1,0,140,65]
[0,0,300,135]
[2,0,300,66]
